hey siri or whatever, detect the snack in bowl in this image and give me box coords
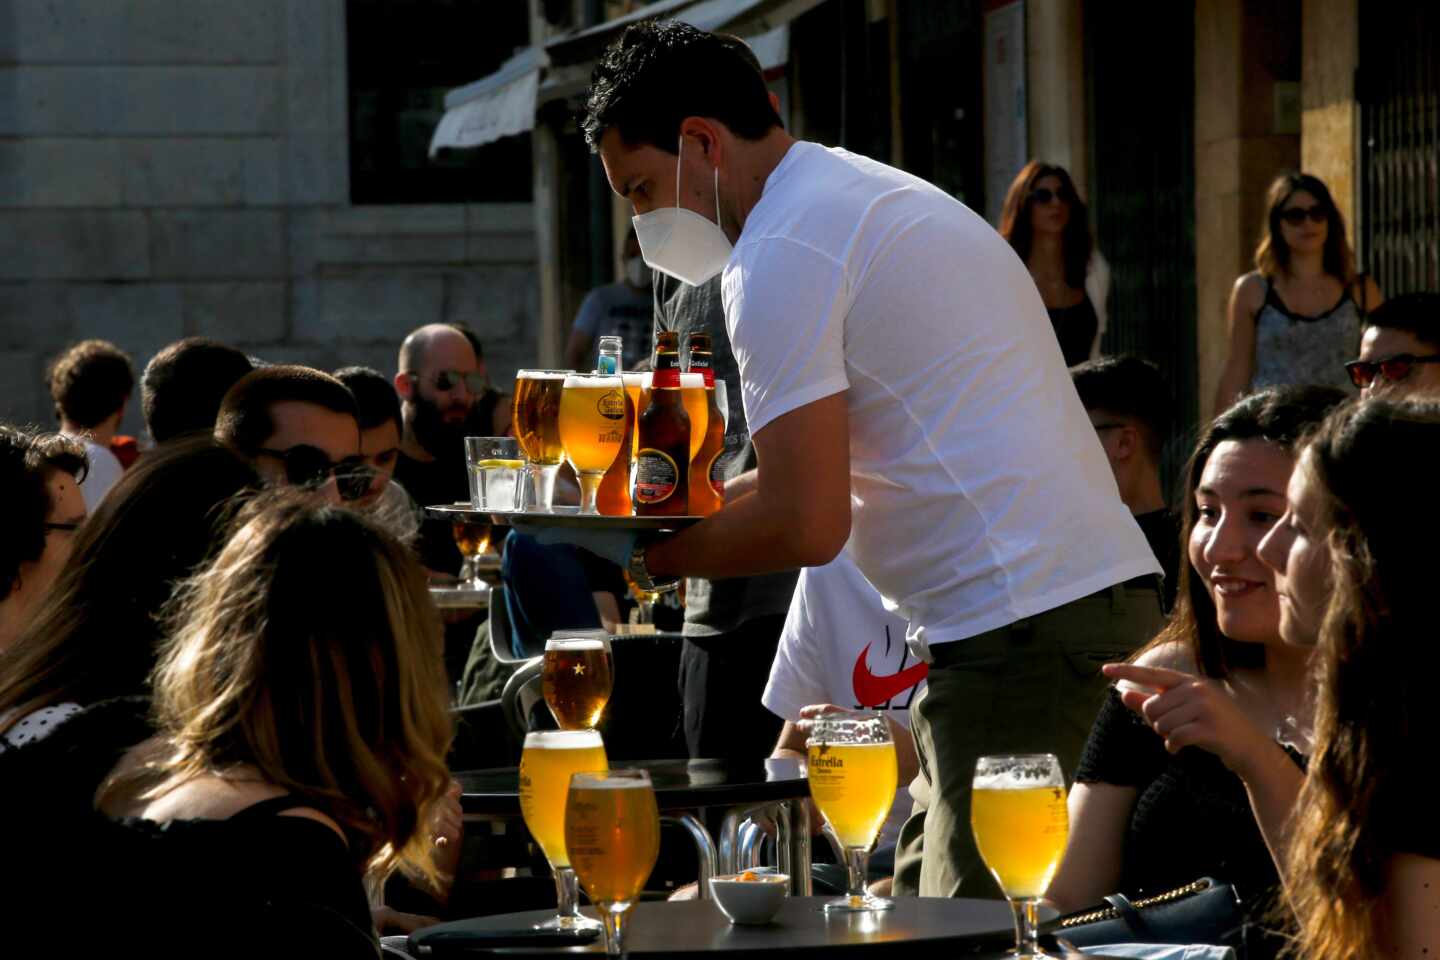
[708,871,789,925]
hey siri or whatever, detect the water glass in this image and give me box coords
[465,436,522,511]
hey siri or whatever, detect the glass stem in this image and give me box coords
[845,846,870,903]
[1010,896,1041,957]
[530,464,560,511]
[578,472,602,514]
[601,902,631,957]
[554,865,582,921]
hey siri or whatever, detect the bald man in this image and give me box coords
[392,323,484,575]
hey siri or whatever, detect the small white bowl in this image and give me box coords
[709,872,790,925]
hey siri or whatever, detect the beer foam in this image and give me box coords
[546,637,607,651]
[519,370,569,380]
[524,729,604,749]
[679,373,706,389]
[573,776,651,790]
[972,773,1061,791]
[563,373,622,388]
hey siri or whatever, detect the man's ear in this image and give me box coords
[1112,424,1138,462]
[394,372,415,401]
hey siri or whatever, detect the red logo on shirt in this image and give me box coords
[852,640,929,708]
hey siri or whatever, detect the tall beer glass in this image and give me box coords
[543,636,614,730]
[971,754,1069,958]
[566,769,660,956]
[519,730,609,931]
[559,373,626,514]
[513,369,569,511]
[806,711,898,913]
[678,372,709,464]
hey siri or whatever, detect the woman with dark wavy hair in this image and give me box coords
[1214,172,1384,415]
[1256,399,1440,960]
[1048,385,1346,957]
[999,160,1110,366]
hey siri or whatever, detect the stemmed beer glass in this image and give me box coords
[971,754,1070,958]
[517,730,609,932]
[566,769,660,956]
[542,635,614,730]
[559,373,626,515]
[513,369,570,511]
[805,711,898,913]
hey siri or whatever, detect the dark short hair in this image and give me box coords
[582,19,781,152]
[334,366,401,432]
[142,338,254,443]
[214,365,358,456]
[1070,355,1170,460]
[1362,292,1440,351]
[0,425,87,599]
[46,340,135,429]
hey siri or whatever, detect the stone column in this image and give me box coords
[1300,0,1359,245]
[1026,0,1088,190]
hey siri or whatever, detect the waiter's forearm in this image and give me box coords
[645,487,845,579]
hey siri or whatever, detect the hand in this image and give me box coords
[514,524,638,570]
[1102,663,1274,778]
[371,905,441,935]
[429,780,464,896]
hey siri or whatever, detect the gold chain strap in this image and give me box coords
[1057,878,1213,928]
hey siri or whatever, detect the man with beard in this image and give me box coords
[393,323,482,575]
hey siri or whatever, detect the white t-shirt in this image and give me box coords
[72,437,124,512]
[763,551,924,848]
[722,142,1159,659]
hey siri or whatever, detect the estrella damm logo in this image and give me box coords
[597,390,626,420]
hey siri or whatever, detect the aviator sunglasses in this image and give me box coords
[1031,186,1075,205]
[1278,205,1329,226]
[1344,353,1440,389]
[253,444,372,501]
[407,370,487,393]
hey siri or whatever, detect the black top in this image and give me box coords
[1134,509,1181,613]
[1075,688,1301,955]
[4,698,379,959]
[1048,294,1099,367]
[394,450,467,574]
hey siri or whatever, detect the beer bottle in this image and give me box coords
[595,337,633,516]
[686,332,726,516]
[632,331,690,516]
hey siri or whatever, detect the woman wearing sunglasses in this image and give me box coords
[999,160,1110,366]
[1255,399,1440,960]
[1214,172,1384,415]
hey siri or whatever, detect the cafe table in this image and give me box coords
[458,758,813,900]
[397,896,1081,958]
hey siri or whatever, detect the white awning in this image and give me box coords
[428,47,550,156]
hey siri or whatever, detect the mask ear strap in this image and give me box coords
[675,135,684,209]
[714,165,721,226]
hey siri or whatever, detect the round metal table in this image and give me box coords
[458,759,813,900]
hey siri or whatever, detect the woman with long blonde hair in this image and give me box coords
[8,492,455,955]
[1257,399,1440,960]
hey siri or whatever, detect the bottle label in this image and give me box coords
[633,448,679,504]
[597,355,618,375]
[707,448,726,498]
[597,390,626,420]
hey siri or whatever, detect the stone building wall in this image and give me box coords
[0,0,538,438]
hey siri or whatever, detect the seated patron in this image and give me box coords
[141,337,253,443]
[334,364,421,543]
[1046,386,1346,958]
[1347,291,1440,398]
[45,339,134,510]
[1257,399,1440,960]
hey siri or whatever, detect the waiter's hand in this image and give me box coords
[1102,663,1275,779]
[513,525,638,570]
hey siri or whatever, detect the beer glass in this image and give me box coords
[450,519,492,591]
[543,636,614,730]
[513,369,570,511]
[559,373,626,515]
[566,769,660,956]
[519,730,609,931]
[971,754,1069,958]
[806,711,898,913]
[678,372,709,464]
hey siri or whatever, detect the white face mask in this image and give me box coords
[623,255,649,289]
[631,136,733,287]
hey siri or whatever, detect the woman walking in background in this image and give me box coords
[1214,172,1384,414]
[999,160,1111,366]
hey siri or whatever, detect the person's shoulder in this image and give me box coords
[1133,640,1197,674]
[1232,271,1268,303]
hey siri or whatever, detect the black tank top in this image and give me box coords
[1048,294,1099,367]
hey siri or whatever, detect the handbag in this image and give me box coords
[1047,877,1247,950]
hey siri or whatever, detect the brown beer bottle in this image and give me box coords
[595,337,634,515]
[632,331,690,516]
[686,332,726,516]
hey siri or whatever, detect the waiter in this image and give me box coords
[542,19,1162,899]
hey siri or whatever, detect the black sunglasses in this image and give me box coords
[254,445,372,501]
[1344,353,1440,389]
[408,370,486,393]
[1278,205,1328,226]
[1031,186,1074,205]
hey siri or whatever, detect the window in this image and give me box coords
[346,0,534,205]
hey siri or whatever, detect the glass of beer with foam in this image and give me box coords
[542,635,614,730]
[566,769,660,956]
[512,369,570,511]
[971,753,1069,957]
[559,373,626,514]
[806,710,898,913]
[519,730,609,931]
